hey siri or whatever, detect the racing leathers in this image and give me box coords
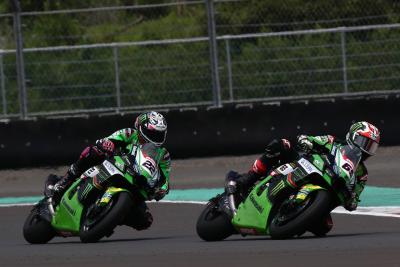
[53,128,171,230]
[228,135,368,211]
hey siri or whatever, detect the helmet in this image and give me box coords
[134,111,167,146]
[346,121,380,156]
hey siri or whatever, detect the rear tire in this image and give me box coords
[80,192,132,243]
[23,207,55,244]
[196,201,235,241]
[269,190,332,239]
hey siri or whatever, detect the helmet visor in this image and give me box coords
[140,125,166,146]
[353,135,378,155]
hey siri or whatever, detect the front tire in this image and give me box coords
[80,192,132,243]
[269,190,332,239]
[308,213,333,237]
[23,207,56,244]
[196,200,235,241]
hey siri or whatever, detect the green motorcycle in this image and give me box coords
[23,143,163,244]
[196,144,362,241]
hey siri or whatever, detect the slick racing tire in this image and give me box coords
[80,192,132,243]
[196,200,235,241]
[308,213,333,237]
[23,207,56,244]
[269,190,332,240]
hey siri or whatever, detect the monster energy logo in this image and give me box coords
[270,180,285,196]
[61,198,76,216]
[81,184,93,199]
[249,194,264,213]
[350,122,364,132]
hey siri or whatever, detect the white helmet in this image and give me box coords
[135,111,167,146]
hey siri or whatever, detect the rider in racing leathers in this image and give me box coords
[226,121,381,213]
[50,111,171,230]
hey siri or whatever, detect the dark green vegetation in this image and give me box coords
[1,1,399,115]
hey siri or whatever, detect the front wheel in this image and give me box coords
[80,192,132,243]
[269,190,332,239]
[23,206,56,244]
[196,199,235,241]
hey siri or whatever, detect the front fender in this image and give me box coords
[294,184,325,203]
[98,187,131,206]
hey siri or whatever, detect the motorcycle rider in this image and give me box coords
[226,121,380,212]
[50,111,171,230]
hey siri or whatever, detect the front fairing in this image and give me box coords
[231,180,274,235]
[51,153,150,233]
[112,143,163,199]
[336,145,362,184]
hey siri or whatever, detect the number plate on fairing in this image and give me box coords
[84,167,99,177]
[276,164,294,175]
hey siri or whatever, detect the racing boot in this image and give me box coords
[51,164,80,204]
[225,170,263,197]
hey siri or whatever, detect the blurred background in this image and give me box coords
[1,0,400,118]
[0,0,399,167]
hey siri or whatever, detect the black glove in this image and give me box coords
[297,135,313,153]
[96,139,115,155]
[153,187,169,201]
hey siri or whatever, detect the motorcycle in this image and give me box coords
[23,143,163,244]
[196,144,362,241]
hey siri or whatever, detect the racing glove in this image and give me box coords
[153,187,169,201]
[297,135,313,153]
[96,139,115,155]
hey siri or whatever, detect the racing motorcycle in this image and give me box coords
[23,143,163,244]
[196,144,362,241]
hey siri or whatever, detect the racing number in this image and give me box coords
[278,165,288,172]
[342,163,354,177]
[142,160,156,175]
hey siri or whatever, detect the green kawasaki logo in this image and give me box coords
[249,194,264,213]
[62,198,76,216]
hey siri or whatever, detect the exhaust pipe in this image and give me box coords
[226,181,237,215]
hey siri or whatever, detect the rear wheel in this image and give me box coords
[269,190,332,239]
[80,192,132,243]
[23,206,56,244]
[196,200,235,241]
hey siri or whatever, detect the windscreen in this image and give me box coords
[334,145,362,184]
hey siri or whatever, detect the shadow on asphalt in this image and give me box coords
[23,236,175,246]
[223,232,385,242]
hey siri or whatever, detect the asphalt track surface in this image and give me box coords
[1,146,400,266]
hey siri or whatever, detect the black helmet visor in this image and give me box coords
[353,135,378,155]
